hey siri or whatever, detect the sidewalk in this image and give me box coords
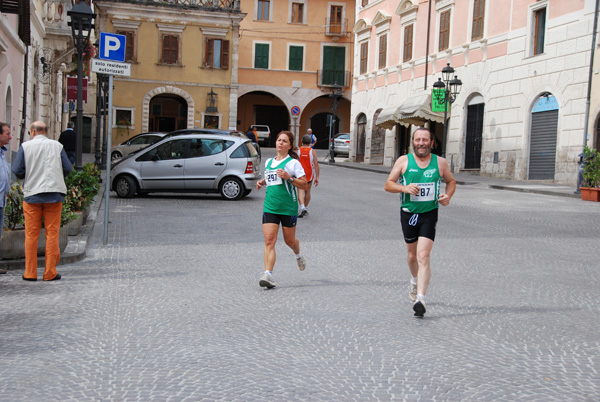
[326,156,580,199]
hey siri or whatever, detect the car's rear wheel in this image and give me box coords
[115,175,137,198]
[219,177,244,200]
[111,151,122,161]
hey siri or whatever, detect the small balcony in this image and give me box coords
[325,18,348,37]
[317,70,351,89]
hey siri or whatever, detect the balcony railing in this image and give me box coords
[110,0,241,12]
[325,18,348,37]
[317,70,351,89]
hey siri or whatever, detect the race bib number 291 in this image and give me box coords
[265,170,282,186]
[410,182,435,202]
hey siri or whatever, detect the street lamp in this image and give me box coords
[433,63,462,157]
[68,1,95,170]
[328,82,343,164]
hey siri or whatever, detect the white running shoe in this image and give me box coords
[259,272,276,289]
[409,282,418,302]
[413,296,427,317]
[299,209,308,218]
[296,256,306,271]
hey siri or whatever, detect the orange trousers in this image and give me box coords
[23,201,62,281]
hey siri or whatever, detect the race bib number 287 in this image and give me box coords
[410,182,436,202]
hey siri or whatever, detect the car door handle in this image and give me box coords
[214,162,224,166]
[173,164,183,168]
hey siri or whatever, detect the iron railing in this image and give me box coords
[317,70,351,88]
[325,18,348,37]
[104,0,241,12]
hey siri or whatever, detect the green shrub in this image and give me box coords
[582,145,600,188]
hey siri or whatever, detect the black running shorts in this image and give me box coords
[400,208,438,243]
[262,212,297,228]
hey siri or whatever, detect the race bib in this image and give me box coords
[410,182,436,202]
[265,169,282,186]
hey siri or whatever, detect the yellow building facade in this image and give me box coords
[237,0,355,148]
[94,0,244,145]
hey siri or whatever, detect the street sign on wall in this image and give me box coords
[66,76,87,103]
[431,88,447,113]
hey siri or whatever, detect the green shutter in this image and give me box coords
[289,46,303,71]
[322,46,346,85]
[255,43,269,69]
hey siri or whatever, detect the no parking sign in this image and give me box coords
[291,106,301,116]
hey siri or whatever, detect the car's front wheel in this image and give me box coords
[114,175,137,198]
[219,177,244,200]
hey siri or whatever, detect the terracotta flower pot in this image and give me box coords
[580,187,600,202]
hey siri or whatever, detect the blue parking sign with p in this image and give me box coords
[99,32,126,62]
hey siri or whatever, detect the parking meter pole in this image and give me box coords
[103,75,113,245]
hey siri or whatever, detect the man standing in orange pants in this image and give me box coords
[12,121,72,281]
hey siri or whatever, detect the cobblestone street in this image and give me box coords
[1,157,599,401]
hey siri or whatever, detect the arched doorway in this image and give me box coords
[529,93,558,180]
[311,112,339,150]
[370,109,385,164]
[356,113,366,162]
[465,95,485,169]
[149,95,188,132]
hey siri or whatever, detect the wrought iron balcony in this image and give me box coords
[325,18,348,37]
[104,0,241,12]
[317,70,351,89]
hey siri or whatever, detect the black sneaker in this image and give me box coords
[413,297,426,317]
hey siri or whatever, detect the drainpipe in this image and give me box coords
[423,0,433,91]
[19,47,29,146]
[577,0,600,192]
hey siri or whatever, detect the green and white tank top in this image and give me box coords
[401,153,441,214]
[263,156,299,216]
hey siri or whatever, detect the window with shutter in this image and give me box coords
[291,3,304,23]
[204,38,230,69]
[162,35,179,64]
[439,10,450,51]
[255,43,269,69]
[258,0,270,20]
[471,0,485,41]
[403,25,413,62]
[360,42,368,75]
[117,30,136,62]
[378,34,387,70]
[289,46,303,71]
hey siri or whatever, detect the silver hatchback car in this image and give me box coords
[110,134,261,200]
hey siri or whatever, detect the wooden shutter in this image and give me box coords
[403,25,413,62]
[439,10,450,51]
[117,31,135,62]
[378,34,387,69]
[162,35,178,64]
[289,46,303,71]
[360,42,368,75]
[221,40,229,69]
[205,38,214,67]
[255,44,269,69]
[471,0,485,40]
[330,5,342,34]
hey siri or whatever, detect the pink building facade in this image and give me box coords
[352,0,597,184]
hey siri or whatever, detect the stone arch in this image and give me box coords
[142,86,195,132]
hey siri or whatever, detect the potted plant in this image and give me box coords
[64,163,101,234]
[580,145,600,202]
[0,183,70,259]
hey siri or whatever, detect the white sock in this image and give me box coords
[410,277,418,285]
[295,253,301,258]
[300,204,305,210]
[417,294,425,301]
[265,270,272,275]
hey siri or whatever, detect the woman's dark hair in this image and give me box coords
[276,131,298,159]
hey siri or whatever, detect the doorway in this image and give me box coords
[149,95,187,132]
[465,101,484,169]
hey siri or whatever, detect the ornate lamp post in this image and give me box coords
[68,1,95,170]
[328,82,343,164]
[433,63,462,157]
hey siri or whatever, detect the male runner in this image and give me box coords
[298,134,319,217]
[384,128,456,317]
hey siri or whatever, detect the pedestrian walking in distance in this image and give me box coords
[298,134,319,217]
[12,121,73,281]
[58,121,77,164]
[256,131,308,288]
[307,128,317,148]
[384,128,456,317]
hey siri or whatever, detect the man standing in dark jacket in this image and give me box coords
[58,121,76,164]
